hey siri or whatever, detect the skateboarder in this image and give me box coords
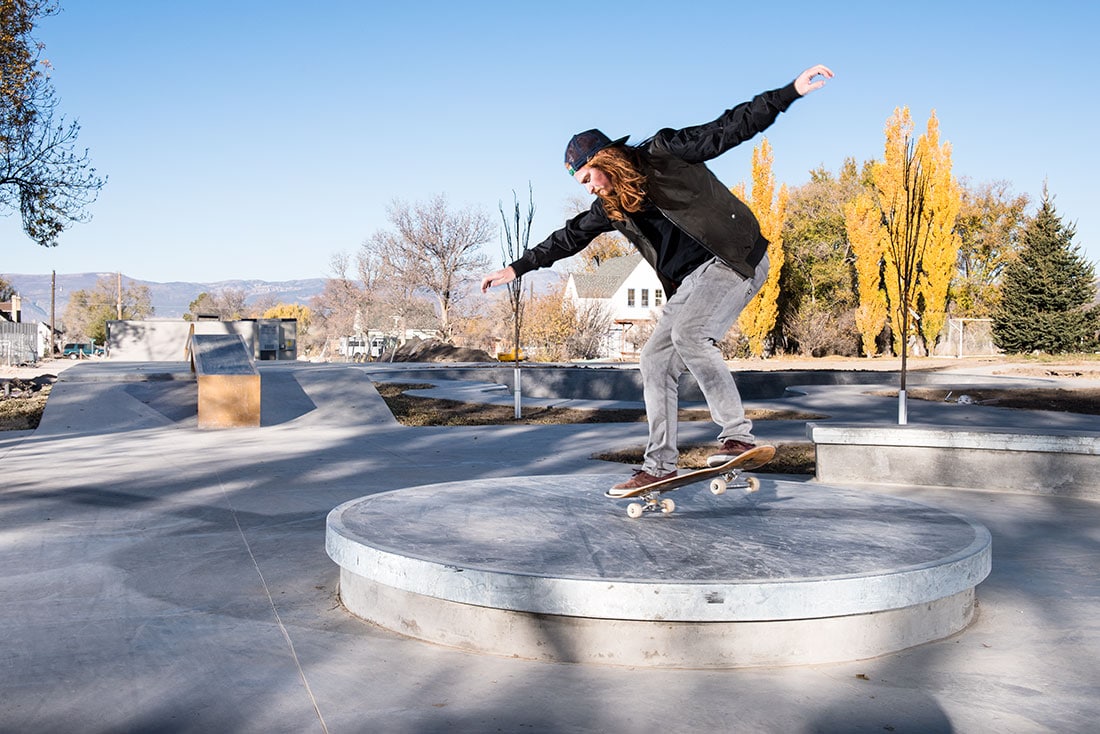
[481,64,833,495]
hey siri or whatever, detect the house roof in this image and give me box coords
[570,252,644,298]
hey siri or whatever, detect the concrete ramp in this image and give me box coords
[327,476,991,668]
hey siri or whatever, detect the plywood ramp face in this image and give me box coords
[196,373,261,428]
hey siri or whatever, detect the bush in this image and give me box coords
[786,303,860,357]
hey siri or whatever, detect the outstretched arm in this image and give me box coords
[653,64,833,164]
[481,205,615,294]
[794,64,834,96]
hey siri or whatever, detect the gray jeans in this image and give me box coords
[639,254,770,474]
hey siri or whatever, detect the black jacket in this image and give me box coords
[510,82,802,296]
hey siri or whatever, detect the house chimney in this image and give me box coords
[10,293,20,323]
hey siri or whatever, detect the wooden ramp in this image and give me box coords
[187,332,260,428]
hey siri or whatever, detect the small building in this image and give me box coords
[107,319,298,362]
[1,294,53,365]
[563,253,665,359]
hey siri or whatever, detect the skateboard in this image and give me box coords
[607,445,776,519]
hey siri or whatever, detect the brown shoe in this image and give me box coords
[707,439,756,467]
[607,469,676,498]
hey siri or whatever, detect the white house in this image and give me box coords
[563,252,665,359]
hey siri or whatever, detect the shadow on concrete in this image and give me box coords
[3,362,1099,731]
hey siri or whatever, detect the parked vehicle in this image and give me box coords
[62,343,104,359]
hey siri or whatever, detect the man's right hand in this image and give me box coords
[480,266,517,293]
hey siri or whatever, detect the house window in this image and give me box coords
[627,289,635,307]
[641,289,649,308]
[655,290,664,306]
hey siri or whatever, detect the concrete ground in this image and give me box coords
[1,360,1098,733]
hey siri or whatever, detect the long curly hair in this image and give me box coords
[589,146,647,221]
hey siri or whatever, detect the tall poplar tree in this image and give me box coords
[845,108,961,358]
[992,192,1098,354]
[735,138,788,357]
[845,193,888,356]
[844,107,961,423]
[912,115,962,349]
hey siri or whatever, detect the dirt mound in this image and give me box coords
[388,338,494,363]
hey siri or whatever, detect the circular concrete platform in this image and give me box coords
[327,476,991,668]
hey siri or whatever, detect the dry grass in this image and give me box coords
[372,382,826,427]
[0,384,51,430]
[871,387,1100,415]
[374,382,820,474]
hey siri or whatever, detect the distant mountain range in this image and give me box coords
[4,269,565,324]
[3,272,328,322]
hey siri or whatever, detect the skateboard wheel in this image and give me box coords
[626,503,644,519]
[744,476,761,493]
[710,477,728,495]
[660,498,675,514]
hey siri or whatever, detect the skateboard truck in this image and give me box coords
[623,469,760,519]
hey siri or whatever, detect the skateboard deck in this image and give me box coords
[607,445,776,518]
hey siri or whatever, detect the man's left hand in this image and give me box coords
[795,64,834,95]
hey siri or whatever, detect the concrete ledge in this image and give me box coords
[809,422,1100,497]
[189,334,260,428]
[339,570,977,669]
[327,476,991,667]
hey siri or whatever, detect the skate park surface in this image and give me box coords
[2,359,1099,733]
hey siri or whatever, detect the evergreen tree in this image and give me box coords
[992,193,1098,354]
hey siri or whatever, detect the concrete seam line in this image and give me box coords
[216,470,330,734]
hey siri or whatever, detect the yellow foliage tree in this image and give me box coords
[735,138,788,357]
[263,303,313,334]
[877,108,961,357]
[849,107,962,422]
[845,108,960,359]
[844,193,888,356]
[913,114,962,348]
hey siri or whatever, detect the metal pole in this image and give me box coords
[50,270,56,357]
[513,367,521,420]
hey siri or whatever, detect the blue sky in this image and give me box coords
[4,0,1098,284]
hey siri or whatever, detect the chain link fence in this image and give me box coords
[934,318,999,357]
[0,323,41,366]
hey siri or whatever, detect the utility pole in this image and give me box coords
[116,272,122,320]
[50,270,56,357]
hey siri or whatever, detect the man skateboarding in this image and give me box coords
[481,64,833,496]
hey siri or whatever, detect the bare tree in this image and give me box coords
[358,231,441,348]
[498,186,535,417]
[364,194,492,341]
[309,253,368,357]
[499,185,535,361]
[566,300,614,360]
[185,288,248,320]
